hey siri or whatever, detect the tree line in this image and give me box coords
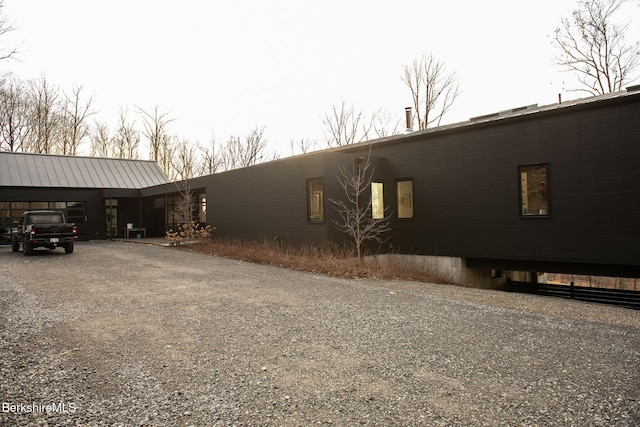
[1,0,638,181]
[0,72,279,180]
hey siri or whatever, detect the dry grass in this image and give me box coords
[175,238,640,291]
[185,237,442,283]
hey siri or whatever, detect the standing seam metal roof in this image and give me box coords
[0,152,169,189]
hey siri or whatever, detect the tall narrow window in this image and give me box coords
[519,164,549,216]
[397,179,414,219]
[199,193,207,223]
[371,182,384,219]
[307,178,324,222]
[0,203,10,244]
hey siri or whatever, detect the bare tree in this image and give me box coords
[0,74,30,151]
[139,105,175,164]
[402,53,460,130]
[552,0,639,95]
[220,125,268,170]
[289,137,319,156]
[0,0,18,62]
[322,100,369,147]
[112,108,139,159]
[238,125,267,167]
[27,75,61,153]
[369,108,401,139]
[90,121,112,157]
[329,148,392,260]
[199,135,223,175]
[174,138,199,181]
[160,135,177,179]
[60,85,95,155]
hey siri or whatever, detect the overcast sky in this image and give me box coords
[3,0,639,158]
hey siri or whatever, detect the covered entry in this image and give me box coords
[0,151,169,242]
[0,201,87,241]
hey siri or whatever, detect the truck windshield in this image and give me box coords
[28,214,63,224]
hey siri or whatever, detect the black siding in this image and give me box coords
[194,154,330,243]
[339,94,640,270]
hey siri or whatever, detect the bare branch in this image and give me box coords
[60,85,96,155]
[370,108,402,138]
[0,0,18,61]
[329,147,392,259]
[219,125,268,171]
[322,100,368,147]
[552,0,640,94]
[0,74,30,152]
[401,53,460,129]
[289,137,319,155]
[199,135,223,175]
[138,105,175,162]
[174,138,199,181]
[112,108,140,159]
[90,121,111,158]
[26,75,61,154]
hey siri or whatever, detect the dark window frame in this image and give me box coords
[166,189,206,227]
[396,178,414,220]
[307,177,324,223]
[371,181,385,220]
[518,163,550,218]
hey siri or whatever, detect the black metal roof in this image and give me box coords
[338,85,640,152]
[0,152,169,189]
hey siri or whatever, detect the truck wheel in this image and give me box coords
[64,242,74,254]
[23,241,33,256]
[11,240,19,252]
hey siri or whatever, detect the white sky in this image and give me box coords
[2,0,639,158]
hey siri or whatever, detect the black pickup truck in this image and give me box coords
[11,211,77,256]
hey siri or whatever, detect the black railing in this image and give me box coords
[505,280,640,310]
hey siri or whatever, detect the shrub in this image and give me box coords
[165,222,214,246]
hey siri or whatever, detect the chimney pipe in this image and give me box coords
[405,107,413,132]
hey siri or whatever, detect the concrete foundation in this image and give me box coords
[368,254,547,289]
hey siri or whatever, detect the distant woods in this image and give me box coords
[3,0,637,178]
[0,73,276,180]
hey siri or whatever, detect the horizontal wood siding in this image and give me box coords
[199,154,329,244]
[136,92,640,272]
[340,96,640,267]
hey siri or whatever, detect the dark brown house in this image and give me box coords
[164,87,639,279]
[2,87,639,282]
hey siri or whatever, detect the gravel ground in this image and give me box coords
[1,240,639,426]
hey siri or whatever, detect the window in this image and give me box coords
[371,182,384,219]
[105,198,118,237]
[49,202,67,210]
[519,164,549,216]
[397,179,414,219]
[0,209,11,243]
[167,190,206,226]
[0,201,87,240]
[199,193,207,224]
[307,178,324,222]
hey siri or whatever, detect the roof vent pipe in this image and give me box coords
[404,107,413,133]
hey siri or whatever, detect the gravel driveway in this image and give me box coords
[1,241,639,426]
